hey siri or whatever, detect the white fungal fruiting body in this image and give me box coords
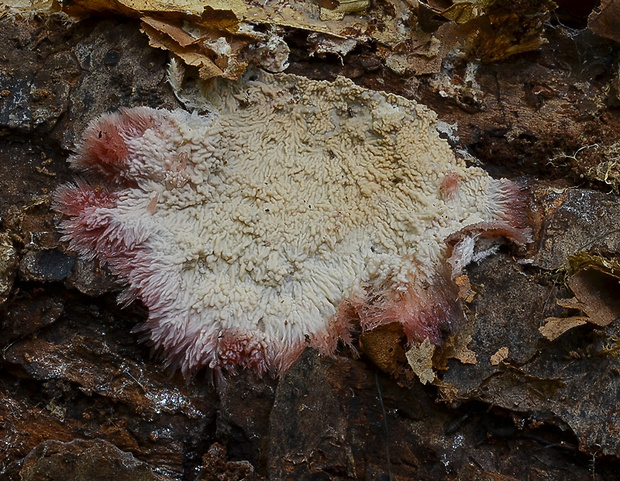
[55,70,528,376]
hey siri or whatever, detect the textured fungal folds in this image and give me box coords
[55,70,529,377]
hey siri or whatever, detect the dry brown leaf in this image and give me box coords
[319,0,369,21]
[566,268,620,327]
[542,253,620,339]
[405,338,437,385]
[359,323,406,376]
[142,16,198,48]
[141,22,224,79]
[489,346,509,365]
[539,316,588,341]
[441,331,477,367]
[455,273,476,303]
[140,16,251,80]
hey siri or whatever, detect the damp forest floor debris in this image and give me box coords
[1,3,620,480]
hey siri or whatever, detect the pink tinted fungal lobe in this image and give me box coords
[440,172,461,200]
[54,70,529,377]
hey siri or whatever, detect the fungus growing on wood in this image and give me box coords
[54,70,529,377]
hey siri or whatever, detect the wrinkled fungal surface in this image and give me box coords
[55,70,528,377]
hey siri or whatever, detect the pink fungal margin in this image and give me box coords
[54,103,531,379]
[334,178,531,349]
[346,272,464,346]
[71,107,162,182]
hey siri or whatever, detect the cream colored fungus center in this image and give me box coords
[116,72,497,351]
[56,69,523,374]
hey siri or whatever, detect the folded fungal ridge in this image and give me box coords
[55,70,529,377]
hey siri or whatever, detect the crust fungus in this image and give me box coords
[54,70,529,377]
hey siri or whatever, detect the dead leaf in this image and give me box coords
[441,331,477,366]
[566,269,620,327]
[140,16,251,80]
[426,0,494,24]
[490,346,509,365]
[142,16,198,48]
[455,273,476,302]
[539,316,588,341]
[359,323,406,376]
[319,0,369,21]
[405,338,437,385]
[419,0,554,62]
[542,253,620,339]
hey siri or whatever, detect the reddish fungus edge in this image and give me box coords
[334,179,532,357]
[71,107,161,184]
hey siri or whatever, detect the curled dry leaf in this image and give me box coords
[140,16,249,80]
[318,0,369,21]
[541,253,620,340]
[59,0,559,80]
[60,0,415,46]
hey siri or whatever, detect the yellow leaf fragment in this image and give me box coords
[431,0,493,24]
